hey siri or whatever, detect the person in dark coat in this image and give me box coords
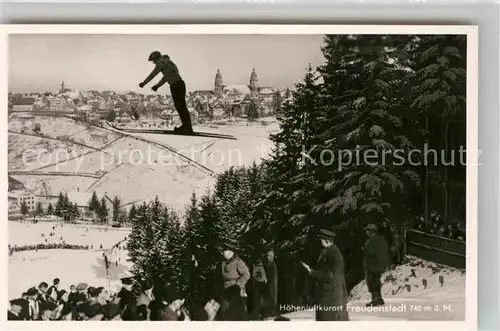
[301,229,349,321]
[8,299,27,320]
[135,282,154,320]
[139,51,193,133]
[264,248,278,315]
[363,224,391,307]
[218,242,251,321]
[117,277,137,321]
[46,278,60,303]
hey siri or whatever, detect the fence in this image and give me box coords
[404,228,466,269]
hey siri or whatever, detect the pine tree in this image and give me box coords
[46,202,54,215]
[259,64,321,252]
[98,197,109,223]
[54,192,65,218]
[192,193,226,299]
[247,101,259,121]
[73,202,80,220]
[35,201,44,216]
[112,196,121,223]
[272,91,283,114]
[314,35,418,231]
[409,35,466,223]
[180,193,201,299]
[107,109,117,122]
[20,201,29,216]
[88,191,100,212]
[128,204,137,222]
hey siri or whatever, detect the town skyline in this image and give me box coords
[8,34,326,94]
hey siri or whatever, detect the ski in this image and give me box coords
[106,122,237,140]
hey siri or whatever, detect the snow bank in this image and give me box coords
[349,257,465,302]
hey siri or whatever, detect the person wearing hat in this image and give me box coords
[25,287,40,320]
[117,276,138,321]
[363,223,390,307]
[218,242,250,321]
[300,229,349,321]
[139,51,193,133]
[135,281,155,320]
[8,298,27,320]
[264,247,279,316]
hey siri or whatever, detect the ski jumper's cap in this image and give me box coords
[318,229,336,240]
[148,51,161,61]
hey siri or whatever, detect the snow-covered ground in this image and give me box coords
[284,257,465,321]
[8,221,131,299]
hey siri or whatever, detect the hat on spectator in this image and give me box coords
[26,287,38,296]
[364,224,378,231]
[120,277,134,285]
[87,286,99,298]
[76,283,88,291]
[318,229,335,240]
[9,298,26,307]
[221,242,237,252]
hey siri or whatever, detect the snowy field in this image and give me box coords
[8,221,131,299]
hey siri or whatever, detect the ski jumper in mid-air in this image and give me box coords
[139,51,193,133]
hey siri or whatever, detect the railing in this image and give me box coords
[404,228,465,269]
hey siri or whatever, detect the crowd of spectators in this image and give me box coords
[7,276,291,321]
[412,213,466,242]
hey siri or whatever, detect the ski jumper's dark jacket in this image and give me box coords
[143,56,183,86]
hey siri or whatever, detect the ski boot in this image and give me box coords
[174,125,194,134]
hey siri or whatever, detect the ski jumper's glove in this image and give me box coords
[139,82,146,88]
[151,85,160,92]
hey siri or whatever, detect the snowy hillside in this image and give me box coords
[8,115,278,211]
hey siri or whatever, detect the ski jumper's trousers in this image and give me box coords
[169,80,193,130]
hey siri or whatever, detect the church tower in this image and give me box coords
[249,67,259,96]
[214,69,224,97]
[59,81,65,94]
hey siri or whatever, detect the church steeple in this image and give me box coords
[214,68,224,97]
[59,81,65,94]
[249,67,259,96]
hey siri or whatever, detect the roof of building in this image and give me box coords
[224,85,251,95]
[9,176,25,187]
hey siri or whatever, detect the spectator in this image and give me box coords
[363,224,390,307]
[47,278,60,302]
[219,242,250,321]
[8,299,27,320]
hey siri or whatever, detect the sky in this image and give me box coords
[9,34,326,94]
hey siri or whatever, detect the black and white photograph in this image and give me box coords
[3,25,477,327]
